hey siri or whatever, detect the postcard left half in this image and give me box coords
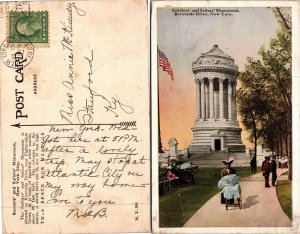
[0,1,150,233]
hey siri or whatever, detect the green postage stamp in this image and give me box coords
[8,11,48,44]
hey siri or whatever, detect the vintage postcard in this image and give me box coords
[0,0,149,233]
[151,1,300,233]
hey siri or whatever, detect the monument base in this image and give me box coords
[189,124,245,154]
[227,144,246,152]
[188,144,211,153]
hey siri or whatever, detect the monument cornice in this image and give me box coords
[195,71,234,79]
[191,127,242,132]
[193,57,236,67]
[192,66,237,76]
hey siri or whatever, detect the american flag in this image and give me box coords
[158,48,174,80]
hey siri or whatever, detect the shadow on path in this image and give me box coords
[242,195,259,209]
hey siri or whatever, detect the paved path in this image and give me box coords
[184,168,292,227]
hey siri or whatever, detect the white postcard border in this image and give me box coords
[151,1,300,233]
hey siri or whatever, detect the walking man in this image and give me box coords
[250,157,256,174]
[270,155,277,186]
[262,156,271,188]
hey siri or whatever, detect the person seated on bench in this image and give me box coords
[166,166,179,187]
[218,168,241,204]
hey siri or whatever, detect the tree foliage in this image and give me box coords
[237,8,292,179]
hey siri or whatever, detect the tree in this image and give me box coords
[237,18,292,179]
[237,59,270,165]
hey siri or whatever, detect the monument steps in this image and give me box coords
[189,151,250,168]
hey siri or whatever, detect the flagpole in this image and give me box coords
[158,91,164,153]
[157,47,164,153]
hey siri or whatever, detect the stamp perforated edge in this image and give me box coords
[6,10,50,48]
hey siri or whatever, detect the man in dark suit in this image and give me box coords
[270,155,277,186]
[250,157,256,174]
[262,156,271,187]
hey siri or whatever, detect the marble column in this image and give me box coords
[219,78,224,120]
[200,79,205,119]
[232,81,237,120]
[195,79,200,119]
[209,78,214,119]
[205,82,209,119]
[228,80,232,120]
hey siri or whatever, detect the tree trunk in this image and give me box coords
[252,113,257,166]
[279,135,283,156]
[285,133,289,158]
[288,133,292,180]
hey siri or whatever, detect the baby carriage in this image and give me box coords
[218,173,242,210]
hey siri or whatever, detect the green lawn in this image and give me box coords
[281,171,289,176]
[276,180,292,220]
[159,167,252,227]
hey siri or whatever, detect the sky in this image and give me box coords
[157,7,287,150]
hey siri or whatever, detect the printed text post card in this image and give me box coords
[0,1,150,233]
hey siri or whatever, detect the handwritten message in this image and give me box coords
[12,121,148,223]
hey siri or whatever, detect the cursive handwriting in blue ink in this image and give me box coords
[59,2,86,124]
[77,50,134,124]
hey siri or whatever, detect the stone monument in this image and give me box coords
[189,45,245,153]
[168,137,178,157]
